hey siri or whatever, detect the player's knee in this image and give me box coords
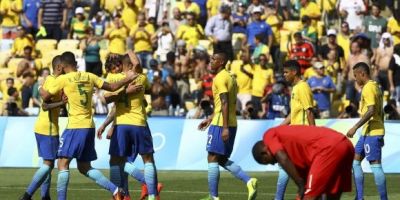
[43,160,55,169]
[109,156,125,165]
[77,162,91,174]
[141,153,154,163]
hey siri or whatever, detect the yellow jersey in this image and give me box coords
[303,67,317,80]
[34,75,62,135]
[105,72,125,95]
[114,73,150,126]
[176,24,204,47]
[121,5,139,29]
[176,1,200,17]
[232,63,253,94]
[211,69,237,127]
[11,35,34,56]
[266,15,281,46]
[206,0,220,17]
[130,23,155,52]
[299,2,320,28]
[388,17,400,45]
[251,65,273,97]
[290,80,314,125]
[48,71,104,129]
[102,0,123,14]
[0,0,22,27]
[337,33,351,61]
[106,27,128,55]
[360,80,384,136]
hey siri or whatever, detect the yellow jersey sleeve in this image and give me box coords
[47,75,66,95]
[89,73,105,89]
[297,82,313,110]
[214,74,228,94]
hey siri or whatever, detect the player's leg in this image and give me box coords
[126,153,150,200]
[365,136,387,200]
[353,136,366,200]
[109,125,130,195]
[57,157,72,200]
[275,166,289,200]
[39,160,55,199]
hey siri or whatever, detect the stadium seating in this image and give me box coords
[57,39,80,51]
[0,39,14,51]
[7,58,24,76]
[0,50,11,68]
[35,39,57,57]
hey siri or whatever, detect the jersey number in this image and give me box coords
[77,84,89,106]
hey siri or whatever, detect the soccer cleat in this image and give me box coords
[139,184,148,200]
[18,192,32,200]
[199,196,220,200]
[156,183,163,200]
[123,195,132,200]
[247,178,258,200]
[113,188,124,200]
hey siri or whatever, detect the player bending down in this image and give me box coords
[198,53,258,200]
[40,51,138,200]
[20,56,66,200]
[253,125,354,200]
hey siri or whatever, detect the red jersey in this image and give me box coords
[289,42,315,73]
[263,125,347,171]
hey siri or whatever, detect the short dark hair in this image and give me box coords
[105,54,122,72]
[24,46,33,52]
[40,67,50,76]
[283,60,301,75]
[52,55,62,71]
[7,87,17,96]
[301,15,311,23]
[60,51,77,67]
[353,62,370,75]
[255,33,264,42]
[22,72,34,79]
[166,51,175,63]
[252,141,265,164]
[6,77,14,84]
[186,12,196,18]
[214,52,228,66]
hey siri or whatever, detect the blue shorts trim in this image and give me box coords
[206,125,237,157]
[355,135,384,161]
[58,128,97,162]
[109,125,154,157]
[35,133,59,160]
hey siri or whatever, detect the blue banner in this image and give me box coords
[0,117,399,173]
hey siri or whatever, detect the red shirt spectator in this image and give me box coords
[201,73,215,99]
[289,32,315,74]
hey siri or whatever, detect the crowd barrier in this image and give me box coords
[0,117,399,173]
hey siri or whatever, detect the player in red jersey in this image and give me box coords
[252,125,354,200]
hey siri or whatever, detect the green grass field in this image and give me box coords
[0,168,399,200]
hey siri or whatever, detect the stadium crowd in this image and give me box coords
[0,0,400,120]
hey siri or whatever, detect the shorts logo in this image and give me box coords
[58,137,64,153]
[208,135,213,145]
[364,144,370,154]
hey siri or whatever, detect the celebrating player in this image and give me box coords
[346,62,388,200]
[253,125,354,200]
[99,52,161,200]
[40,51,138,200]
[20,56,66,200]
[198,53,258,200]
[275,60,316,200]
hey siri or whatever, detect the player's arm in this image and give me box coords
[280,114,291,125]
[97,105,116,139]
[240,64,253,79]
[220,92,230,142]
[347,105,375,138]
[305,108,315,126]
[101,71,138,92]
[42,96,68,111]
[275,150,306,198]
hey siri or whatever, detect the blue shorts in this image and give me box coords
[35,133,59,160]
[206,125,237,157]
[355,135,384,161]
[58,128,97,162]
[109,125,154,157]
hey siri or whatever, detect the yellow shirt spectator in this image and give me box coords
[11,34,35,57]
[70,18,89,39]
[206,0,220,17]
[176,24,204,47]
[266,15,282,46]
[337,33,351,61]
[121,5,140,30]
[0,0,22,27]
[299,2,321,28]
[387,17,400,45]
[251,65,274,97]
[176,1,200,17]
[211,69,237,127]
[102,0,123,15]
[105,26,128,55]
[290,80,313,125]
[316,0,336,12]
[232,63,253,94]
[130,23,155,53]
[303,67,317,80]
[34,75,62,135]
[360,80,384,136]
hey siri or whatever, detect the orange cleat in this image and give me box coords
[139,184,148,200]
[113,188,124,200]
[156,183,163,200]
[123,195,132,200]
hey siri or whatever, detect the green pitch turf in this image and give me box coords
[0,168,399,200]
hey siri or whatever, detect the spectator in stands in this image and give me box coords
[299,0,321,30]
[387,12,400,45]
[176,0,200,17]
[206,0,220,19]
[37,0,67,41]
[22,0,41,36]
[175,54,191,106]
[150,70,169,116]
[201,70,214,100]
[339,0,366,32]
[69,7,89,40]
[205,5,233,61]
[324,49,341,84]
[245,7,273,53]
[130,13,155,69]
[102,0,122,15]
[193,0,207,27]
[1,78,17,104]
[363,4,387,51]
[10,26,35,58]
[251,54,274,116]
[92,87,108,115]
[300,15,317,46]
[262,81,290,119]
[388,44,400,106]
[374,32,394,92]
[352,33,373,57]
[251,34,270,64]
[234,53,253,112]
[91,11,107,37]
[169,8,184,35]
[31,67,50,107]
[104,14,128,55]
[122,0,140,30]
[242,101,259,119]
[307,62,336,119]
[247,0,264,15]
[265,1,282,69]
[177,12,205,48]
[144,0,169,26]
[319,29,345,70]
[17,46,38,76]
[21,72,35,109]
[186,95,212,119]
[82,28,102,77]
[232,2,249,35]
[0,0,22,39]
[289,32,314,74]
[5,87,28,116]
[175,40,189,66]
[153,23,175,63]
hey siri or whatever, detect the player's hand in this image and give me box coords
[97,125,105,139]
[297,185,305,200]
[222,127,229,143]
[106,126,114,139]
[62,95,68,104]
[127,50,140,68]
[198,119,212,131]
[346,127,357,138]
[127,84,144,94]
[126,70,138,81]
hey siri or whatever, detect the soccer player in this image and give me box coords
[252,125,354,200]
[20,56,66,200]
[100,52,160,200]
[346,62,388,200]
[275,60,315,200]
[40,51,138,200]
[198,53,258,200]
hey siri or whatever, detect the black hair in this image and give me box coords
[6,77,14,84]
[23,46,33,52]
[22,72,34,79]
[7,87,17,96]
[255,33,264,42]
[166,51,176,63]
[252,141,266,164]
[105,54,123,72]
[301,15,311,23]
[214,52,228,66]
[52,55,62,71]
[60,51,77,67]
[283,60,301,75]
[353,62,370,75]
[40,67,51,76]
[186,12,196,18]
